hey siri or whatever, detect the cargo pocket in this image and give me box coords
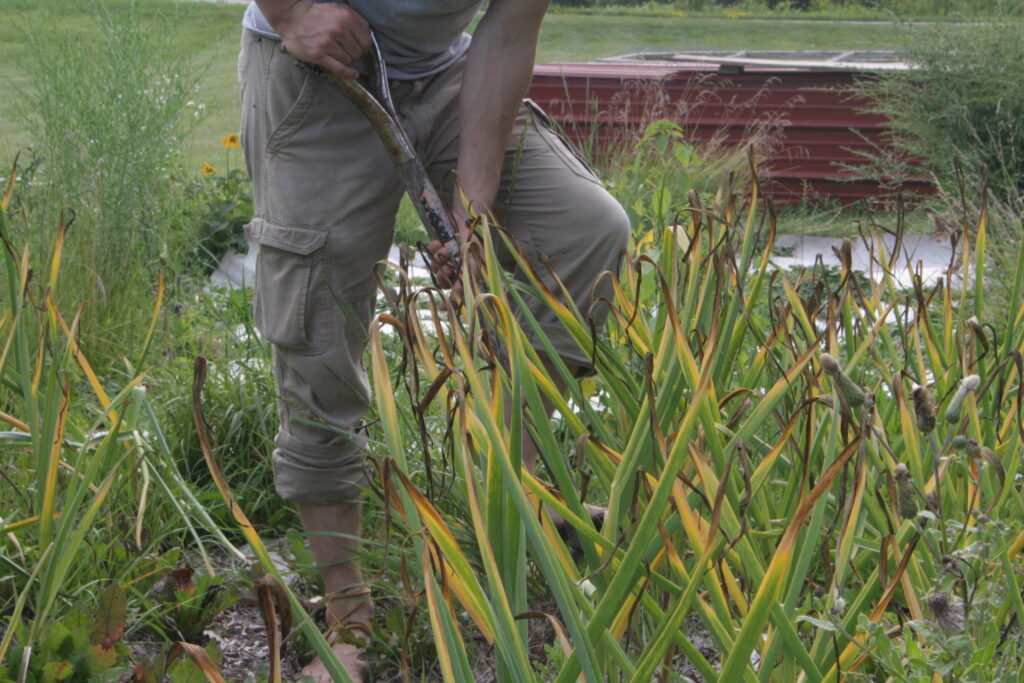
[245,218,331,354]
[523,98,602,186]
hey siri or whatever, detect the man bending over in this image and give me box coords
[238,1,630,679]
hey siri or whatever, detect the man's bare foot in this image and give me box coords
[294,501,372,680]
[301,627,370,682]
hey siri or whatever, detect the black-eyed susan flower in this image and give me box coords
[201,163,216,176]
[220,134,241,150]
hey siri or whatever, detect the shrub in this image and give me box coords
[859,20,1024,203]
[853,18,1024,306]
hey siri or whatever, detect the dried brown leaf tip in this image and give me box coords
[911,385,936,434]
[171,563,197,595]
[924,592,966,634]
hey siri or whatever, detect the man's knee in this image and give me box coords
[597,192,631,265]
[577,187,631,284]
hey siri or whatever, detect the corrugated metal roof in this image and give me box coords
[534,63,686,79]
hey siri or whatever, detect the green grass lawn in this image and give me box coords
[537,13,907,62]
[0,2,910,172]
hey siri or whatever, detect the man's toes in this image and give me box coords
[301,642,369,683]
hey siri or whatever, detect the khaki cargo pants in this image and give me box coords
[239,30,630,504]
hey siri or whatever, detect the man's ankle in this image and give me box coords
[325,584,373,634]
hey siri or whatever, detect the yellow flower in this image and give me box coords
[200,163,216,176]
[219,133,241,149]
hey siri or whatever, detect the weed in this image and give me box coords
[545,73,790,231]
[152,564,238,643]
[151,282,283,531]
[0,164,241,678]
[1,593,132,681]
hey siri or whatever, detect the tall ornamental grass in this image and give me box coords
[12,0,202,363]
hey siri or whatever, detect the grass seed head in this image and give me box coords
[894,464,918,519]
[911,385,936,434]
[966,316,985,341]
[837,372,866,409]
[913,385,937,432]
[820,353,841,377]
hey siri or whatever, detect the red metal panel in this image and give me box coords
[528,62,931,205]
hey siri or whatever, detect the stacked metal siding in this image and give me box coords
[527,61,932,205]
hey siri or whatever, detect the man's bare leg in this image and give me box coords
[296,500,372,682]
[520,363,605,530]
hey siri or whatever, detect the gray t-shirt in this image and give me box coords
[243,1,482,80]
